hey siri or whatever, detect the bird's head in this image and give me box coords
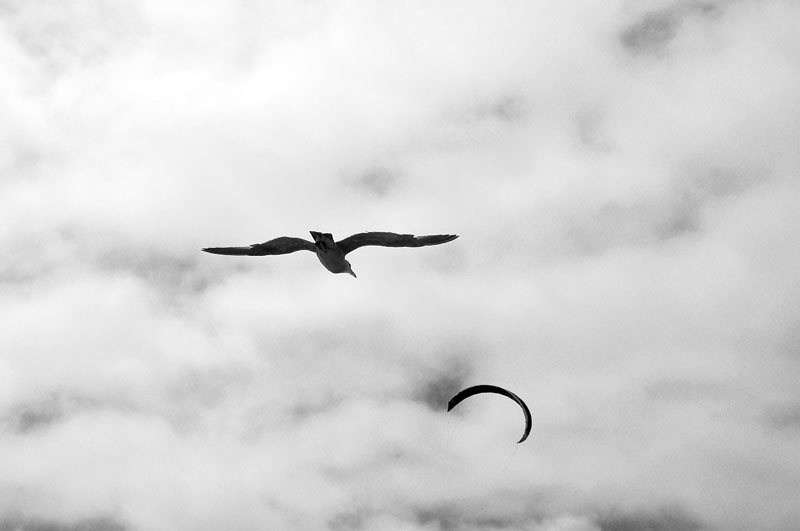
[344,261,357,278]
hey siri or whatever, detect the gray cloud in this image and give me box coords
[2,0,800,530]
[0,516,129,531]
[462,95,529,126]
[762,403,800,432]
[346,166,402,198]
[1,394,91,433]
[92,245,221,301]
[597,507,705,531]
[644,378,735,404]
[413,355,473,411]
[557,166,767,256]
[620,1,721,56]
[0,1,143,80]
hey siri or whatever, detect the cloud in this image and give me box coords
[2,0,800,530]
[0,515,130,531]
[345,165,402,198]
[763,403,800,432]
[597,507,704,531]
[620,1,722,57]
[1,393,100,434]
[413,355,473,411]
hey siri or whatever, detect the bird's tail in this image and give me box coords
[309,231,334,243]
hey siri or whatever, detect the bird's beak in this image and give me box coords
[349,269,357,278]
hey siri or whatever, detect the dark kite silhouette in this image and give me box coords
[447,384,532,443]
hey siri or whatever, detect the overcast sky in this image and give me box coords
[2,1,800,530]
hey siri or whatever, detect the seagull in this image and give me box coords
[202,231,458,277]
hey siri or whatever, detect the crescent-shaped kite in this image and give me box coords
[447,384,532,443]
[203,231,458,277]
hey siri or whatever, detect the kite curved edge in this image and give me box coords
[447,384,532,443]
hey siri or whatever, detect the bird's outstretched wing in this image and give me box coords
[203,236,316,256]
[337,232,458,255]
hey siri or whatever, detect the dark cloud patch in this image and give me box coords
[645,378,735,404]
[689,166,759,200]
[413,495,556,531]
[575,109,614,152]
[416,507,513,531]
[431,93,529,153]
[3,400,62,433]
[55,220,257,297]
[655,166,765,240]
[0,515,129,531]
[620,9,682,55]
[347,166,401,198]
[5,146,46,175]
[651,203,699,242]
[662,167,765,236]
[94,245,231,299]
[328,505,530,531]
[0,0,18,16]
[0,228,78,287]
[99,251,202,290]
[463,94,528,125]
[563,198,700,255]
[413,356,473,411]
[287,394,346,425]
[1,226,232,297]
[1,394,95,433]
[762,403,800,433]
[563,167,764,255]
[481,95,528,124]
[327,505,372,531]
[1,1,143,79]
[0,266,51,287]
[620,2,721,56]
[159,364,261,433]
[598,507,705,531]
[327,481,563,531]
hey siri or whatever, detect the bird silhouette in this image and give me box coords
[202,231,458,277]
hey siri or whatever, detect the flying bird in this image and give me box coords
[202,231,458,277]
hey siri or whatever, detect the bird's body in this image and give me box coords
[202,231,458,277]
[309,231,351,275]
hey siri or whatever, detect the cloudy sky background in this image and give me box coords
[2,0,800,529]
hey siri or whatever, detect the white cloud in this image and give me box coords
[2,0,800,530]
